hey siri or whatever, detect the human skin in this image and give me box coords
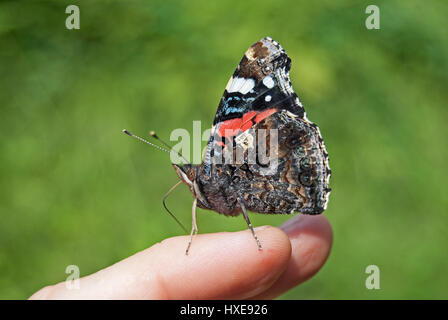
[29,214,332,299]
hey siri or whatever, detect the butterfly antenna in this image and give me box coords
[122,129,185,163]
[149,131,190,164]
[163,180,188,234]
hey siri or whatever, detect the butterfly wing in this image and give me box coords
[202,37,331,214]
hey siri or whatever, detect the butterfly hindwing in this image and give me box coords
[227,110,331,214]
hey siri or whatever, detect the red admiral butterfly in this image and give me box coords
[125,37,331,254]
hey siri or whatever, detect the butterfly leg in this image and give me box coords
[185,197,198,255]
[239,198,262,251]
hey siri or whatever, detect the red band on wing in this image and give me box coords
[217,108,278,140]
[240,119,254,132]
[255,108,277,123]
[218,118,242,138]
[241,111,257,132]
[242,111,257,124]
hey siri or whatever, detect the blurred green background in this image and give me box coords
[1,0,447,299]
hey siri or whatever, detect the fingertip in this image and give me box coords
[282,214,333,264]
[282,214,333,284]
[252,214,333,299]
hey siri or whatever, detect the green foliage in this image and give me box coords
[1,0,447,299]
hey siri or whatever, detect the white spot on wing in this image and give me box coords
[228,77,244,92]
[239,78,255,94]
[227,77,255,94]
[262,76,275,89]
[265,95,272,102]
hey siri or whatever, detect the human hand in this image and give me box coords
[29,214,332,299]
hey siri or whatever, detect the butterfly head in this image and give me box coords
[172,164,196,189]
[173,163,211,209]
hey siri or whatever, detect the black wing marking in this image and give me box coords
[213,37,305,125]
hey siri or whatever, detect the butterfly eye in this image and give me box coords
[299,171,314,187]
[296,146,305,157]
[300,156,316,170]
[300,157,311,169]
